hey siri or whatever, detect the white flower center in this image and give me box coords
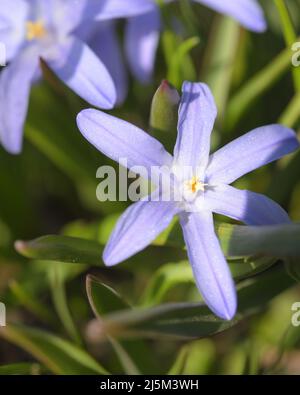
[181,175,207,203]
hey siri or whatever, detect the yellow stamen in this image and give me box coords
[187,176,206,193]
[26,21,47,41]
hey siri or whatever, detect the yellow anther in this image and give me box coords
[26,21,47,41]
[187,176,206,193]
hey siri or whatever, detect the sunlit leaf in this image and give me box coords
[0,325,108,375]
[90,265,294,340]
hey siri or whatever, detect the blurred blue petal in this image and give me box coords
[89,22,128,105]
[103,200,178,266]
[0,47,39,154]
[206,184,291,225]
[46,37,116,109]
[125,8,160,83]
[96,0,157,21]
[174,82,217,179]
[0,0,28,60]
[180,210,237,320]
[206,125,300,185]
[76,109,173,173]
[192,0,267,32]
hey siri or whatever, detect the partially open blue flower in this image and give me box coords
[0,0,156,154]
[77,81,299,320]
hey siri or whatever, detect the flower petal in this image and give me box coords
[193,0,267,32]
[173,82,217,179]
[125,9,160,83]
[77,109,173,173]
[207,125,299,185]
[180,210,237,320]
[95,0,157,21]
[0,0,28,60]
[205,184,290,225]
[0,47,39,154]
[45,37,116,109]
[88,22,128,104]
[103,200,178,266]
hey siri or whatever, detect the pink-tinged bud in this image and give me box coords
[150,80,180,135]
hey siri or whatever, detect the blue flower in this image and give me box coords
[0,0,156,153]
[77,81,299,320]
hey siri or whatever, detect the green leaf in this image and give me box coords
[9,280,56,325]
[86,275,130,317]
[202,16,240,119]
[0,325,108,375]
[89,264,294,340]
[86,275,142,375]
[141,258,276,307]
[0,363,41,375]
[15,222,300,271]
[26,84,96,184]
[274,0,300,91]
[15,233,187,268]
[285,257,300,282]
[156,221,300,258]
[225,43,297,130]
[15,235,103,265]
[168,339,216,375]
[167,36,200,88]
[48,263,82,345]
[279,90,300,127]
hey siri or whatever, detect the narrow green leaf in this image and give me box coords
[9,280,55,325]
[156,221,300,258]
[167,36,200,87]
[225,43,296,130]
[15,235,103,266]
[86,275,130,317]
[274,0,300,91]
[202,16,240,119]
[285,257,300,282]
[92,265,294,340]
[168,339,215,375]
[141,257,276,307]
[278,90,300,127]
[86,276,142,375]
[0,325,108,375]
[15,234,186,267]
[0,363,41,375]
[48,264,82,345]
